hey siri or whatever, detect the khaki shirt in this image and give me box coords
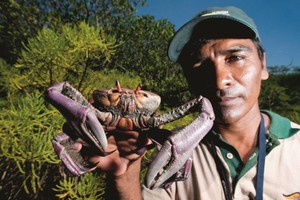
[142,111,300,200]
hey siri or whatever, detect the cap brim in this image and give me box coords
[168,15,259,62]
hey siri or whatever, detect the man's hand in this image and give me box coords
[72,129,151,176]
[69,129,150,200]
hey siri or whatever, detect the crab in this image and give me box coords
[44,81,215,189]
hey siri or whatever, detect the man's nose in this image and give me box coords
[212,61,233,90]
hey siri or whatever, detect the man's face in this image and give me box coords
[190,39,268,125]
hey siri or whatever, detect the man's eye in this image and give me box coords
[226,55,243,63]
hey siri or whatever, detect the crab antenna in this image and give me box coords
[116,80,122,92]
[135,83,142,94]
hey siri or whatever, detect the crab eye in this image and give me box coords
[109,93,120,106]
[138,92,148,97]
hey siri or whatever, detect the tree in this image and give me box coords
[38,0,146,26]
[260,66,300,123]
[107,15,190,107]
[10,22,118,97]
[0,92,63,199]
[0,20,143,199]
[1,0,190,106]
[0,0,46,64]
[0,0,146,64]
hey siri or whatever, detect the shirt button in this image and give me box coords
[226,153,234,159]
[268,143,273,147]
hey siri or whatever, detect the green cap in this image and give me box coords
[168,6,260,62]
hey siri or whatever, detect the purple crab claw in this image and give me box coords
[45,82,107,152]
[145,96,215,189]
[44,82,110,176]
[52,132,97,176]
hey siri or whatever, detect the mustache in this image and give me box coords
[215,89,242,98]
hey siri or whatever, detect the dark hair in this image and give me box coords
[178,38,265,95]
[252,38,265,61]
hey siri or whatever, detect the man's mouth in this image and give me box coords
[217,96,240,107]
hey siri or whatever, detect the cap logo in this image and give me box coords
[201,10,230,17]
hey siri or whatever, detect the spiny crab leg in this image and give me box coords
[145,96,215,189]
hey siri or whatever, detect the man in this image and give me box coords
[77,6,300,199]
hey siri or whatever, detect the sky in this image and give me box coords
[137,0,300,67]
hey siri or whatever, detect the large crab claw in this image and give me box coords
[145,96,215,189]
[52,132,97,176]
[44,82,107,175]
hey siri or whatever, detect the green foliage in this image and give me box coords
[12,22,118,96]
[260,76,290,110]
[39,0,146,27]
[260,66,300,123]
[60,70,143,102]
[0,0,146,63]
[163,112,198,130]
[1,0,189,106]
[14,27,68,91]
[0,58,19,103]
[275,72,300,122]
[53,173,105,199]
[0,92,64,196]
[109,15,190,106]
[0,0,45,63]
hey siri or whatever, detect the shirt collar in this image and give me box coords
[261,110,299,139]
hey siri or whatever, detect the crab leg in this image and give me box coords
[145,96,215,189]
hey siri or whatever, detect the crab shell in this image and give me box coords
[91,86,161,130]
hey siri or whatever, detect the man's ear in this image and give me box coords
[261,52,269,80]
